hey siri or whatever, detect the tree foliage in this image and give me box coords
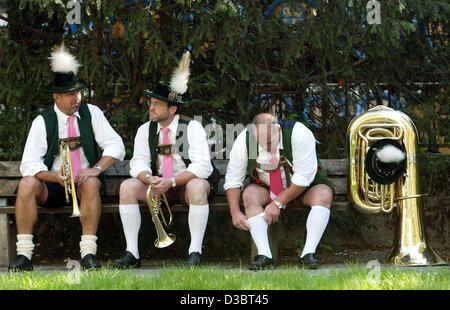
[0,0,449,159]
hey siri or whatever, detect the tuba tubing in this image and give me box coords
[347,105,446,266]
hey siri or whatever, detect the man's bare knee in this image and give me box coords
[317,185,333,207]
[242,185,268,207]
[186,179,208,195]
[120,178,143,203]
[79,177,101,195]
[242,188,264,218]
[242,188,257,207]
[85,177,101,188]
[242,187,266,215]
[186,179,209,203]
[303,184,333,208]
[17,176,42,197]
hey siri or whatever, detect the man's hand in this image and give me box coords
[150,176,171,195]
[264,202,281,225]
[76,168,101,184]
[56,170,68,187]
[231,210,250,231]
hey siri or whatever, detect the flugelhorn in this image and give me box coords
[146,175,176,248]
[347,105,445,266]
[60,141,80,217]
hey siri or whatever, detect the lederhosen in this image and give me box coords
[40,103,102,208]
[148,116,220,206]
[245,122,335,200]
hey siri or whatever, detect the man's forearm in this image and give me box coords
[226,188,242,214]
[136,170,197,186]
[35,171,58,183]
[173,171,196,186]
[94,156,117,172]
[137,171,151,184]
[277,184,306,206]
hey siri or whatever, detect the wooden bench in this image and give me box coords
[0,159,348,267]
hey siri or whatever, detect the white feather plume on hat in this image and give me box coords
[376,145,405,163]
[169,51,191,95]
[48,43,80,74]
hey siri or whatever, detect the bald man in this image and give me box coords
[224,113,333,270]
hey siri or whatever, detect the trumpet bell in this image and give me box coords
[154,233,176,248]
[146,184,176,249]
[60,141,81,218]
[70,208,80,218]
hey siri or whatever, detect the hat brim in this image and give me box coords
[144,90,187,105]
[47,80,87,93]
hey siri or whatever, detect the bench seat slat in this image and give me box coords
[0,201,350,214]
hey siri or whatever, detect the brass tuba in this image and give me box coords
[347,105,446,266]
[60,141,80,217]
[146,179,176,248]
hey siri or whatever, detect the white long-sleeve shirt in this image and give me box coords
[224,122,318,191]
[129,114,213,179]
[20,103,126,176]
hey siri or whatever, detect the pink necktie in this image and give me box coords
[68,115,81,180]
[269,151,283,201]
[161,127,174,177]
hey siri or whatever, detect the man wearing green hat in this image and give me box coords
[9,44,125,272]
[114,51,215,268]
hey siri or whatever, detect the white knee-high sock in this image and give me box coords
[119,204,141,259]
[188,204,209,255]
[301,206,330,258]
[247,213,272,259]
[16,234,35,260]
[80,235,98,258]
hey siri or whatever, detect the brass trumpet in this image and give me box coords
[146,177,176,248]
[60,141,80,217]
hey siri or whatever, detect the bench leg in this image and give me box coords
[250,221,279,262]
[0,214,16,267]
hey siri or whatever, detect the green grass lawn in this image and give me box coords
[0,265,449,290]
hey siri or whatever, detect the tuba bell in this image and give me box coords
[347,105,446,266]
[60,141,80,217]
[146,176,176,248]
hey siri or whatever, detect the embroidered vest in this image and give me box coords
[147,116,220,193]
[41,103,100,170]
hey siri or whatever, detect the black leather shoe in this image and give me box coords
[80,254,101,270]
[249,255,275,271]
[299,253,320,269]
[113,251,141,269]
[8,255,33,272]
[186,252,202,267]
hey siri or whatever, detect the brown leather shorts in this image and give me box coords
[163,179,215,207]
[247,167,335,205]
